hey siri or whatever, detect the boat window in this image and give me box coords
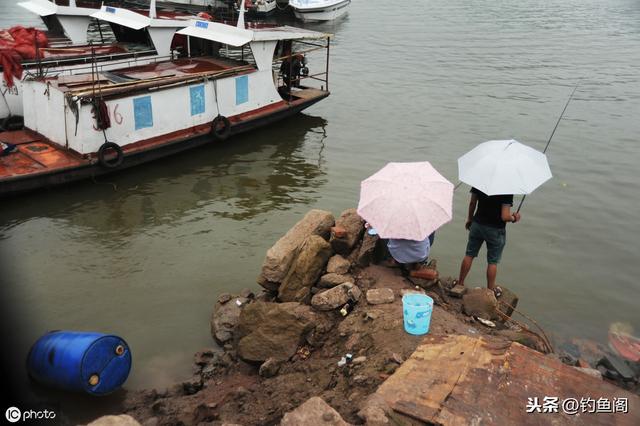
[185,38,256,68]
[108,22,153,50]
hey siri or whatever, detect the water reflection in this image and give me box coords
[1,113,328,234]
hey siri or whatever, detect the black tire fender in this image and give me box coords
[97,142,124,169]
[211,115,231,141]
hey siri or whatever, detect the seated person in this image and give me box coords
[385,232,435,274]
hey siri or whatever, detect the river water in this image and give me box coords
[1,0,640,414]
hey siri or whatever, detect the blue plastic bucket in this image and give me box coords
[402,294,433,335]
[27,331,132,395]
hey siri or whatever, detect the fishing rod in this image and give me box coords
[515,83,579,213]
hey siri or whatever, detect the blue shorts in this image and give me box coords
[465,221,506,264]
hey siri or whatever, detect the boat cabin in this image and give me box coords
[1,4,193,120]
[17,0,99,45]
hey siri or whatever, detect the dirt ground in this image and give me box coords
[122,263,540,426]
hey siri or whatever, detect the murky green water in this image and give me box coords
[2,0,640,413]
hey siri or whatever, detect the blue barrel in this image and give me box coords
[27,331,132,395]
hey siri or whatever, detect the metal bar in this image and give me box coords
[294,40,327,48]
[325,37,330,91]
[273,45,325,62]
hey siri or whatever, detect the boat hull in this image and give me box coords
[248,0,278,16]
[292,0,350,22]
[0,91,328,197]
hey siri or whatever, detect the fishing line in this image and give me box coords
[516,83,579,213]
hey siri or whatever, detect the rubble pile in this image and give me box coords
[118,208,636,426]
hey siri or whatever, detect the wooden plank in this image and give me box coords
[375,335,640,425]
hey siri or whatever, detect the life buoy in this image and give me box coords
[97,142,124,168]
[211,115,231,141]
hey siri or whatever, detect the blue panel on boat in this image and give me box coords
[106,7,116,14]
[133,96,153,130]
[190,85,205,116]
[196,21,209,29]
[235,75,249,105]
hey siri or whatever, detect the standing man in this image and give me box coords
[457,187,520,297]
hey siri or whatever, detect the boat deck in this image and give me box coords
[0,131,86,180]
[52,57,254,94]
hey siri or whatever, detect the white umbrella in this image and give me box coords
[457,139,552,195]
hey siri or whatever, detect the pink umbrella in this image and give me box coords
[357,162,454,240]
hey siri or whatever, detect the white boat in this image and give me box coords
[246,0,278,16]
[0,7,332,196]
[17,0,98,44]
[1,1,193,121]
[289,0,350,22]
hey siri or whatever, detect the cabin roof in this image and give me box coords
[177,21,254,47]
[177,20,330,47]
[91,6,192,30]
[17,0,96,17]
[252,26,331,41]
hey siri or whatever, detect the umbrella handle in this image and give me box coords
[515,195,526,214]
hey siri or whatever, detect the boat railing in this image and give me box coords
[67,62,257,99]
[273,37,331,100]
[21,49,161,70]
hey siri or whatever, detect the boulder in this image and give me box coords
[330,209,365,256]
[326,254,350,275]
[210,295,250,344]
[356,232,381,267]
[318,272,352,288]
[259,357,282,378]
[462,288,499,320]
[280,397,351,426]
[278,235,333,302]
[357,394,391,426]
[88,416,141,426]
[236,302,316,362]
[258,209,334,285]
[497,329,548,353]
[193,403,219,423]
[495,286,519,318]
[366,288,395,305]
[311,283,362,311]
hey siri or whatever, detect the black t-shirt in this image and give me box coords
[471,187,513,229]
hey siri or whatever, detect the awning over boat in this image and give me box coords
[177,21,254,47]
[18,0,96,17]
[252,26,331,41]
[91,6,150,30]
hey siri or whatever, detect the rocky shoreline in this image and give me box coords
[102,208,637,426]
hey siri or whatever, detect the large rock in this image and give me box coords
[326,254,350,274]
[358,394,391,425]
[462,288,499,320]
[210,295,250,344]
[280,397,351,426]
[311,282,362,311]
[258,209,334,286]
[330,209,365,256]
[88,415,141,426]
[366,288,395,305]
[497,329,548,353]
[496,286,519,318]
[318,272,352,288]
[278,235,332,302]
[236,302,316,362]
[356,232,381,267]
